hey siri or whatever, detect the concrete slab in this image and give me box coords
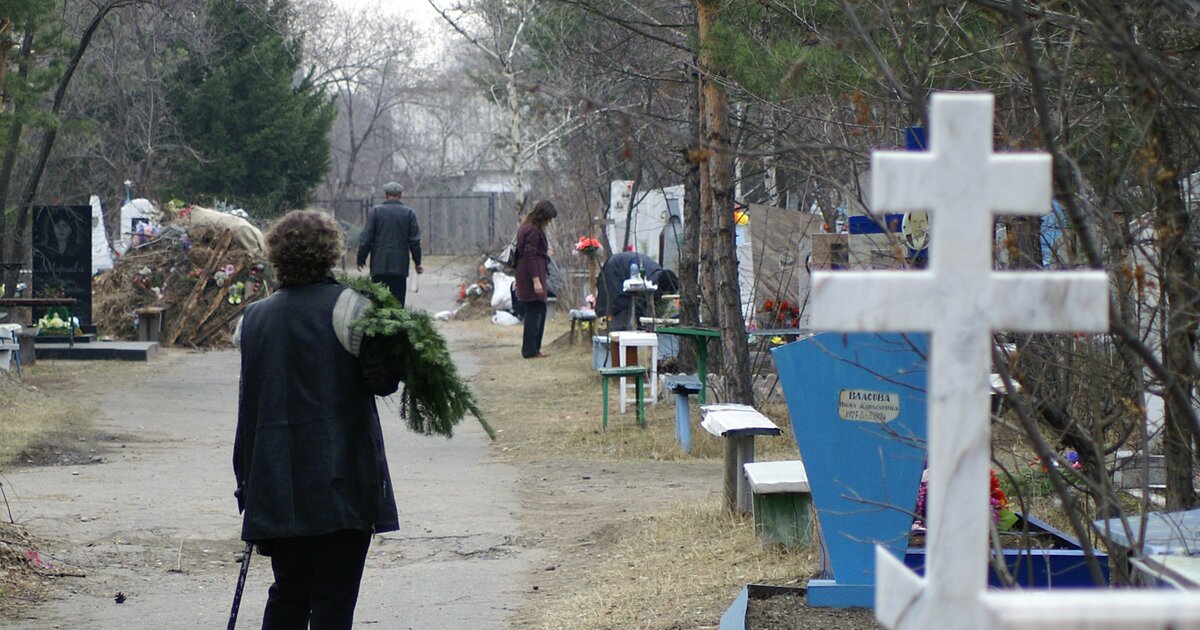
[33,340,159,361]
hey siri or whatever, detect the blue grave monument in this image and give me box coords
[771,332,928,608]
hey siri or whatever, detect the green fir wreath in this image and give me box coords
[339,274,494,440]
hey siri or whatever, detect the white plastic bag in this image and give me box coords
[491,272,515,311]
[491,310,521,326]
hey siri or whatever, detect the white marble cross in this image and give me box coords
[810,92,1110,629]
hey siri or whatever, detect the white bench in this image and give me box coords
[743,460,813,548]
[701,404,782,513]
[569,308,597,345]
[0,323,22,377]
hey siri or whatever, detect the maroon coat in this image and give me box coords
[513,222,549,302]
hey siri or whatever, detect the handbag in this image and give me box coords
[498,236,518,268]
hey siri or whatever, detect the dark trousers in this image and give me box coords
[372,274,407,306]
[259,530,371,630]
[520,300,547,358]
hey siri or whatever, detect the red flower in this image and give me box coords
[575,236,603,253]
[990,470,1008,509]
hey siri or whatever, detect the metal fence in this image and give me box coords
[322,193,520,257]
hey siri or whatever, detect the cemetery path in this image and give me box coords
[1,264,541,629]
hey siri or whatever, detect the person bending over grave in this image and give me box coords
[232,210,399,629]
[595,251,679,331]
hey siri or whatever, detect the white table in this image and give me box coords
[610,331,658,412]
[621,277,658,330]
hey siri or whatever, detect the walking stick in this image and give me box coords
[227,542,253,630]
[412,271,420,294]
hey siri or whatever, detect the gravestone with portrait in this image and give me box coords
[32,205,93,327]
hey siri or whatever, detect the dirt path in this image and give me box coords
[2,263,542,629]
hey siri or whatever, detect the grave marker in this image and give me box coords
[772,332,929,607]
[32,205,93,327]
[810,93,1111,629]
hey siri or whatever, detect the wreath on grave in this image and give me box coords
[36,307,81,336]
[338,274,494,440]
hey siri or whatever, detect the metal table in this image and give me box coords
[0,298,80,347]
[655,325,721,404]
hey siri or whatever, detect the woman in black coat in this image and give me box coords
[234,210,398,629]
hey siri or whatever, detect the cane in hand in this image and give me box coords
[227,542,253,630]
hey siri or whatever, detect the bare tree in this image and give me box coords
[302,2,423,200]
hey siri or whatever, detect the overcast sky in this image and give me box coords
[329,0,442,24]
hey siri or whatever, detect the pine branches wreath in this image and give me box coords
[339,275,494,440]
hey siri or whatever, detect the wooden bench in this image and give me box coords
[136,306,166,342]
[743,460,813,548]
[599,365,646,429]
[701,404,782,513]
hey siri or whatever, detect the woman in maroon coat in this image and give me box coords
[514,200,558,358]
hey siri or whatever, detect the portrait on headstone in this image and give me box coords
[32,205,93,327]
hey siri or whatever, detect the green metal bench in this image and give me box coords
[598,365,646,429]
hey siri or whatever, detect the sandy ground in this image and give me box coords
[1,263,542,629]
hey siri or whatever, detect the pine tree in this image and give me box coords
[168,0,334,218]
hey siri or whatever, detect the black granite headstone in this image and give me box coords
[32,205,92,326]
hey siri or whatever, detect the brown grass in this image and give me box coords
[0,366,100,468]
[523,499,814,630]
[0,360,142,617]
[457,312,812,629]
[463,317,798,463]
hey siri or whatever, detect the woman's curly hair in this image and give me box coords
[266,209,342,286]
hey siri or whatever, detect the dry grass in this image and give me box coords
[463,316,799,463]
[523,499,814,630]
[457,312,815,629]
[0,361,138,617]
[0,368,97,468]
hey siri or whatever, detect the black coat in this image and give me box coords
[234,280,399,542]
[356,200,422,277]
[595,252,679,323]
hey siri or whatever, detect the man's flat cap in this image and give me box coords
[383,181,404,195]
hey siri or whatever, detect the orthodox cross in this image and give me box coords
[810,93,1109,629]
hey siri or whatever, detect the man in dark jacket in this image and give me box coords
[356,181,423,305]
[235,210,399,629]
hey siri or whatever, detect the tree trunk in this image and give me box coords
[676,60,701,373]
[0,19,12,112]
[1149,115,1200,510]
[0,26,33,291]
[698,0,753,405]
[507,65,526,217]
[11,3,122,280]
